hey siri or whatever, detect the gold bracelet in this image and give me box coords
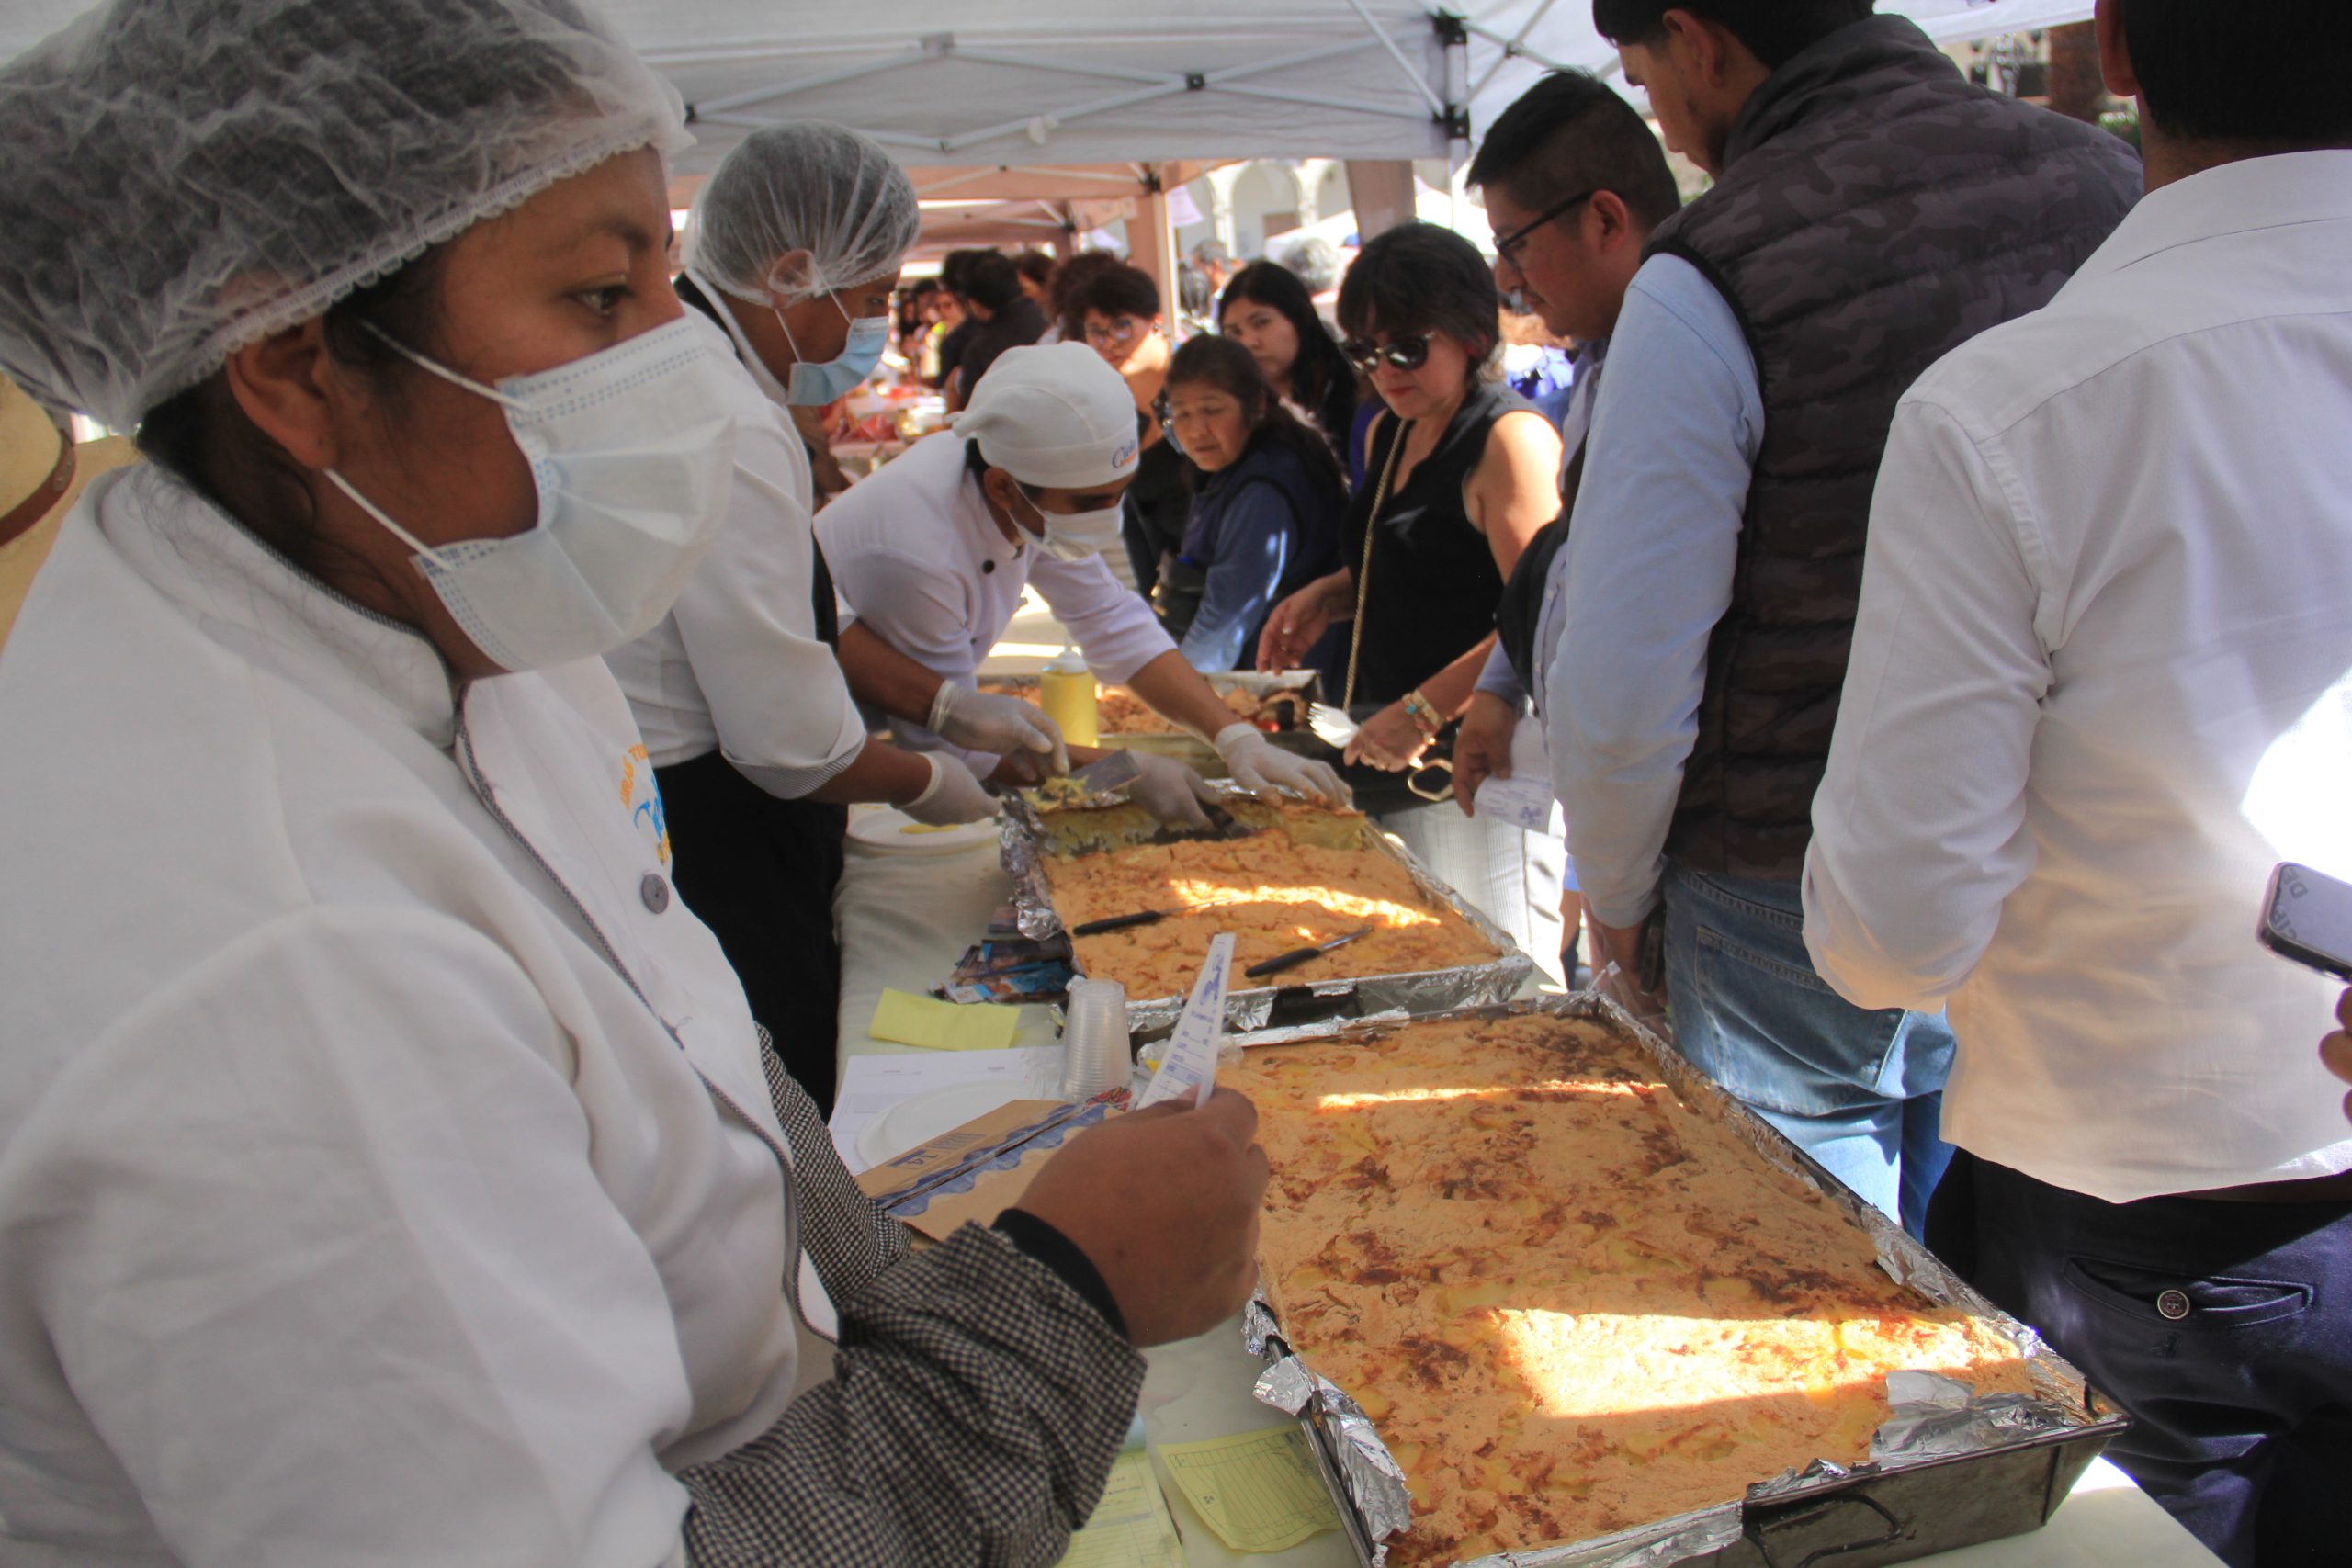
[1403,688,1443,738]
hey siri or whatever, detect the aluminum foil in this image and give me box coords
[1234,994,2129,1568]
[1000,789,1533,1039]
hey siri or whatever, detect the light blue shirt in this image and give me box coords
[1476,336,1609,715]
[1544,254,1763,928]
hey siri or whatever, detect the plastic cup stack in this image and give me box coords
[1061,976,1132,1100]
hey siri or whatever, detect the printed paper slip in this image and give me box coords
[1155,1427,1343,1554]
[1134,933,1235,1110]
[1059,1449,1185,1568]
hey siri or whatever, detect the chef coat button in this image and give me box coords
[2156,1288,2191,1322]
[981,558,996,574]
[640,873,671,914]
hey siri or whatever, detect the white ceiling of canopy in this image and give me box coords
[1,0,2099,203]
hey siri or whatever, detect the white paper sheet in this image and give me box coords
[830,1045,1064,1173]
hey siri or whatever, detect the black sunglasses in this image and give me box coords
[1341,333,1432,374]
[1493,188,1598,266]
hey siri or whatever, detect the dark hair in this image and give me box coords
[1335,221,1501,378]
[961,434,1045,502]
[1012,250,1057,287]
[1050,250,1125,340]
[939,248,989,295]
[962,251,1023,312]
[137,244,452,578]
[1073,263,1161,324]
[1164,334,1344,493]
[1468,69,1682,230]
[1591,0,1872,69]
[1216,260,1353,417]
[2119,0,2352,145]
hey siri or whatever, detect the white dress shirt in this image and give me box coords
[0,467,820,1564]
[1804,151,2352,1203]
[816,431,1175,767]
[605,308,867,795]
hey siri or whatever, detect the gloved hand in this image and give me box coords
[1215,723,1352,807]
[1125,750,1220,831]
[929,682,1069,774]
[902,751,998,826]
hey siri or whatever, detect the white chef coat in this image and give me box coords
[1803,151,2352,1203]
[816,430,1175,767]
[605,307,866,794]
[0,466,831,1565]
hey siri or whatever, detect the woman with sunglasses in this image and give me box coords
[1217,260,1360,463]
[1259,222,1568,972]
[1074,264,1191,598]
[1155,335,1347,671]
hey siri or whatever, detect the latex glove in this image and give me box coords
[1125,750,1220,831]
[1215,723,1352,807]
[902,751,997,825]
[929,682,1069,774]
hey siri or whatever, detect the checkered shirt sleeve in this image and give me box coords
[673,1038,1147,1565]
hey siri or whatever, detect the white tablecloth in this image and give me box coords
[830,836,2222,1568]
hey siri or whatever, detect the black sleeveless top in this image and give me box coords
[1341,381,1544,705]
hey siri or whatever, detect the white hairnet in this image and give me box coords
[0,0,689,429]
[682,122,921,307]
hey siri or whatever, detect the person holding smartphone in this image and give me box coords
[1799,4,2352,1561]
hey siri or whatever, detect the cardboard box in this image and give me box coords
[855,1091,1125,1242]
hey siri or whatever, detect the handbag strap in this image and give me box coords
[1340,418,1412,712]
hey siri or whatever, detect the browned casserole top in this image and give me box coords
[1226,1014,2032,1566]
[1040,808,1495,997]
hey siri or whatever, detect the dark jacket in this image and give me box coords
[1647,14,2140,880]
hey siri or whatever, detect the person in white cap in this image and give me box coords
[821,341,1351,818]
[608,121,1027,1111]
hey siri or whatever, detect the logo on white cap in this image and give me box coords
[1113,437,1139,468]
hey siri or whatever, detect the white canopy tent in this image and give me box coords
[0,1,2103,286]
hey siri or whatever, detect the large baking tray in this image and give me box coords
[1233,994,2132,1568]
[1001,787,1533,1042]
[978,669,1323,773]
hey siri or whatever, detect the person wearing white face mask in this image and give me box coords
[0,3,1277,1563]
[608,121,1036,1109]
[820,342,1353,820]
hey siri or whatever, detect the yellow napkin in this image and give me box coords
[1059,1449,1185,1568]
[1155,1426,1343,1554]
[869,988,1023,1052]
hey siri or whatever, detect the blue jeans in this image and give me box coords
[1660,863,1954,1236]
[1930,1152,2352,1568]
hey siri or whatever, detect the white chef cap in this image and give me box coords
[950,343,1143,491]
[681,122,921,307]
[0,0,689,429]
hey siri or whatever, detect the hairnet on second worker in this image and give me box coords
[682,121,922,307]
[0,0,689,430]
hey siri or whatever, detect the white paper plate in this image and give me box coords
[855,1080,1030,1168]
[845,805,998,854]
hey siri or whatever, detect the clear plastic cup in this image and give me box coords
[1061,976,1131,1099]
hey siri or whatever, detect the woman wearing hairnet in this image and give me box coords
[607,121,1059,1111]
[0,3,1270,1563]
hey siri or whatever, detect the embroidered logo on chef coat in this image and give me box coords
[619,742,672,864]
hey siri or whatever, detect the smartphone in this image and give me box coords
[2259,862,2352,982]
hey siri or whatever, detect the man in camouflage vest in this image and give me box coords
[1542,0,2138,1235]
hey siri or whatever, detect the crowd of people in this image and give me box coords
[0,0,2346,1564]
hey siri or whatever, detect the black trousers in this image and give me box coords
[655,750,848,1115]
[1928,1150,2352,1567]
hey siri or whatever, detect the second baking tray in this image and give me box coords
[1001,788,1533,1041]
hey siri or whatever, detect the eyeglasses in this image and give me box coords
[1492,188,1597,267]
[1084,316,1147,346]
[1340,333,1432,374]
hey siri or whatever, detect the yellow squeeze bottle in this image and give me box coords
[1038,648,1099,750]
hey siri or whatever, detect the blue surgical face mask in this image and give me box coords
[777,295,887,406]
